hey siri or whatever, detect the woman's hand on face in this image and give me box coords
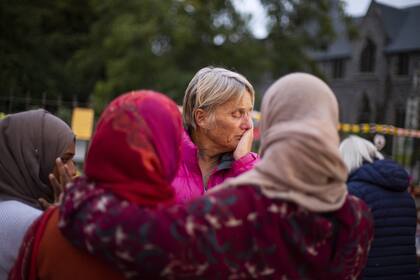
[233,118,254,160]
[38,158,74,209]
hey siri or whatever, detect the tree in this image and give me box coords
[1,0,339,115]
[0,0,94,113]
[259,0,336,77]
[74,0,265,112]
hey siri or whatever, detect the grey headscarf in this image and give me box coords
[0,109,74,209]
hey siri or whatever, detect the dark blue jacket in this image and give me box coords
[348,159,419,280]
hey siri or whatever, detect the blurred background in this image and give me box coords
[1,0,420,186]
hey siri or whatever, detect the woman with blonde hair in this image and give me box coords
[173,66,259,203]
[340,135,418,280]
[57,73,373,279]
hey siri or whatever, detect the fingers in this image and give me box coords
[49,158,74,206]
[57,192,64,205]
[247,125,254,135]
[242,127,254,143]
[49,173,63,202]
[233,126,254,160]
[63,165,75,190]
[241,127,254,150]
[248,117,254,130]
[55,158,73,188]
[245,128,254,150]
[38,198,51,210]
[66,164,76,178]
[55,158,67,184]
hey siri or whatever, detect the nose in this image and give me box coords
[240,115,252,130]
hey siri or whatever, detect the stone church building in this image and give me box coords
[311,0,420,128]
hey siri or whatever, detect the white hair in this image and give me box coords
[183,66,255,135]
[339,135,384,173]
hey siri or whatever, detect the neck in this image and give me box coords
[192,130,223,187]
[192,130,223,164]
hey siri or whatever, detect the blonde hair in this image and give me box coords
[183,66,255,134]
[339,135,384,173]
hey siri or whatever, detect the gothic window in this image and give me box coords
[332,59,345,79]
[360,39,376,72]
[395,106,406,127]
[358,94,371,123]
[397,53,409,76]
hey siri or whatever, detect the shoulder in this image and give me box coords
[340,195,373,228]
[0,201,42,256]
[180,130,197,155]
[0,201,42,233]
[0,200,42,222]
[347,181,367,198]
[332,195,374,252]
[176,131,200,175]
[206,184,268,212]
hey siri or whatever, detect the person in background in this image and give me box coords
[173,66,258,203]
[0,109,76,279]
[9,90,183,280]
[340,135,419,280]
[58,73,373,279]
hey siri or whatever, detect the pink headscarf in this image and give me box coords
[212,73,348,212]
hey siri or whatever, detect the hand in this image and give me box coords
[38,158,74,209]
[233,120,254,160]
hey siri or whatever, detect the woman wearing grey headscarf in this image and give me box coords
[0,109,75,279]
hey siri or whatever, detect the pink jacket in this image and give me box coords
[172,131,259,203]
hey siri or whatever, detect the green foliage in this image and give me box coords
[55,107,72,125]
[260,0,335,76]
[337,0,359,41]
[0,0,94,103]
[80,0,266,112]
[1,0,337,115]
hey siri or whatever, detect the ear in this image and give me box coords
[194,109,208,129]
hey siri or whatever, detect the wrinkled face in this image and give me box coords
[53,141,76,182]
[201,90,253,153]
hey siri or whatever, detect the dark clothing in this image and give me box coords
[348,159,419,280]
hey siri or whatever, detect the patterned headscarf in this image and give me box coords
[82,90,183,206]
[212,73,348,212]
[0,109,74,208]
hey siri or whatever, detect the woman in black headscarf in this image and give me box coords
[0,109,75,279]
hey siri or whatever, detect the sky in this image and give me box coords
[232,0,420,38]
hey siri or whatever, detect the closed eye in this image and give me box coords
[61,153,75,164]
[232,111,242,118]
